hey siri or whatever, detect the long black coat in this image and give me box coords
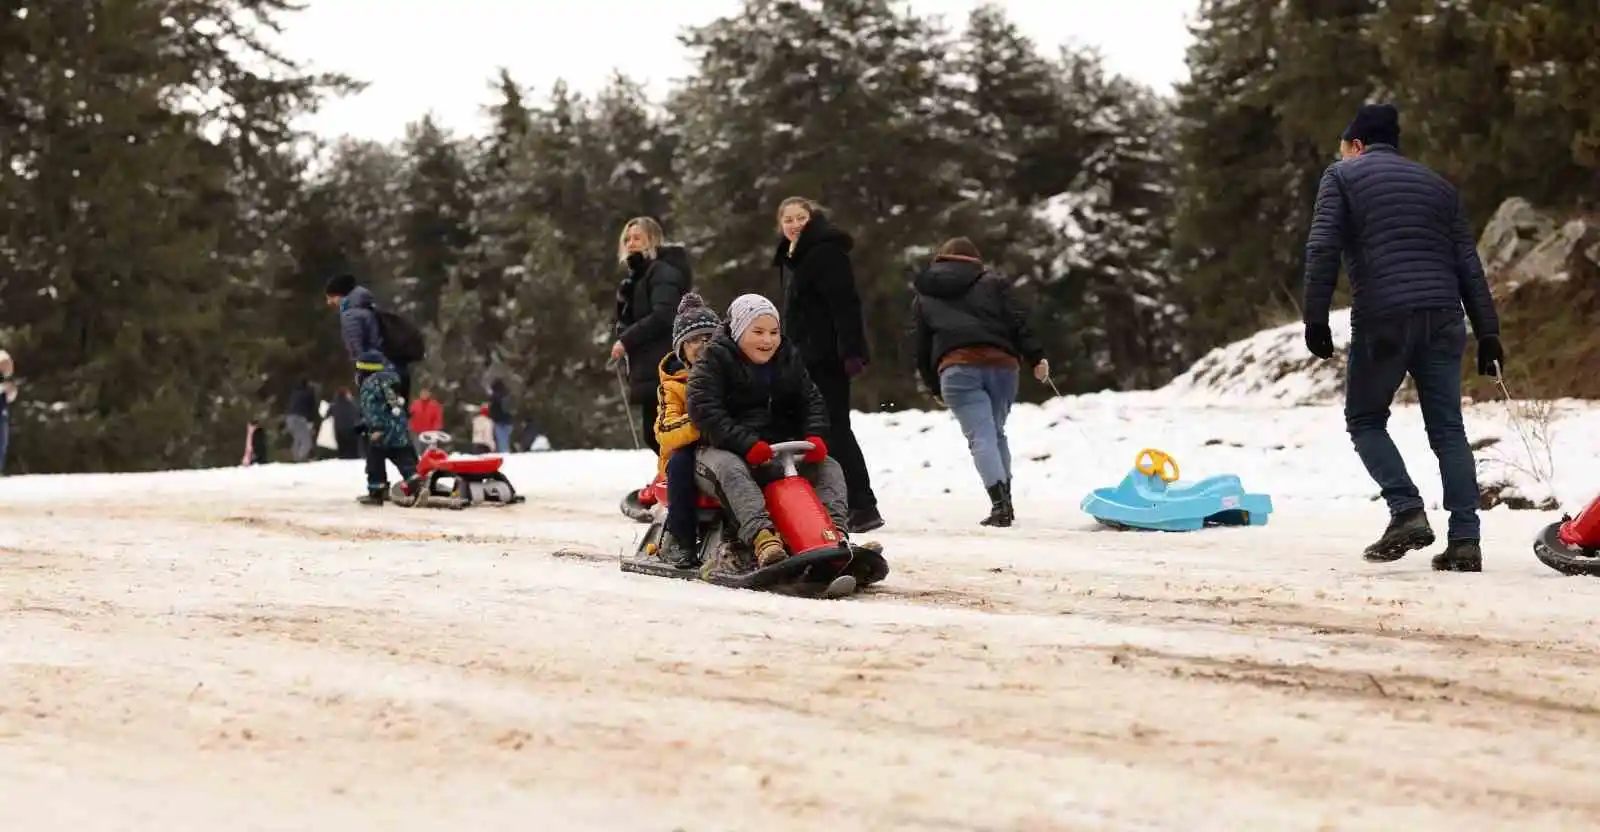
[685,327,829,459]
[615,245,693,398]
[774,214,869,369]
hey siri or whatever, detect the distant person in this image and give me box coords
[0,350,16,474]
[911,238,1049,528]
[285,379,319,462]
[328,387,362,459]
[487,380,514,452]
[1301,103,1505,573]
[408,388,444,446]
[471,404,494,454]
[242,419,271,466]
[773,197,881,533]
[610,216,692,454]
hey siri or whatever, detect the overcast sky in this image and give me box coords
[271,0,1199,142]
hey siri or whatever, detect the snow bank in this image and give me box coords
[1161,309,1353,405]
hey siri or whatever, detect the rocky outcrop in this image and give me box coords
[1478,198,1600,296]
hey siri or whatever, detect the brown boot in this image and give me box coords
[753,529,787,567]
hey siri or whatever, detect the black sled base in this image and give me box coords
[621,545,868,598]
[1534,520,1600,577]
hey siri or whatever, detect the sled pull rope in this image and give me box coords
[609,353,642,451]
[1490,358,1558,502]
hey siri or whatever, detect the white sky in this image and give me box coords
[272,0,1199,142]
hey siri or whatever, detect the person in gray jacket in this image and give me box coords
[1302,103,1505,573]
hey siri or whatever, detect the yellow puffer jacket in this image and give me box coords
[654,352,700,477]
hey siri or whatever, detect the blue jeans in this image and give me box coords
[664,446,699,543]
[493,422,513,453]
[1345,309,1480,540]
[0,411,8,474]
[940,364,1019,489]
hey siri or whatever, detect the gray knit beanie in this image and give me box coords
[727,293,780,342]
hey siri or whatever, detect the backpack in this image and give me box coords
[375,308,426,364]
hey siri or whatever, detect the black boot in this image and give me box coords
[981,481,1013,527]
[658,530,702,569]
[848,506,885,534]
[1363,508,1434,562]
[1432,539,1482,572]
[357,486,386,506]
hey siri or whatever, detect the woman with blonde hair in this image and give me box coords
[610,216,693,453]
[771,197,881,533]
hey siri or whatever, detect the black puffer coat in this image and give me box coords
[911,257,1045,393]
[685,327,829,459]
[1302,144,1499,336]
[774,213,869,369]
[615,245,693,397]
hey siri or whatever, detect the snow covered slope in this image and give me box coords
[6,309,1600,829]
[1161,308,1354,405]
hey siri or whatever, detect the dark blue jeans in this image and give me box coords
[0,410,8,475]
[1344,309,1480,540]
[664,445,699,543]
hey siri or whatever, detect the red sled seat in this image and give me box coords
[637,477,722,511]
[418,447,506,477]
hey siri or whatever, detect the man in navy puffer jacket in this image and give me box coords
[325,273,412,405]
[1302,103,1505,573]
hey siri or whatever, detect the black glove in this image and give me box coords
[1304,323,1335,360]
[1477,335,1504,377]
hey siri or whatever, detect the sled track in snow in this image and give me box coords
[7,488,1600,828]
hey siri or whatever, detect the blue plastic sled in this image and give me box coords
[1080,448,1272,531]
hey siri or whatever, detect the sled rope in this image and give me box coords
[1490,358,1558,503]
[609,354,642,451]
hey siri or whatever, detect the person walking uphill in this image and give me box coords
[773,197,882,533]
[912,238,1049,528]
[610,216,692,455]
[1302,103,1505,573]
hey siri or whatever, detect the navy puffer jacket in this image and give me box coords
[1302,144,1499,337]
[339,286,384,361]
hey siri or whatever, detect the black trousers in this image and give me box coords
[365,441,419,493]
[807,361,877,512]
[637,394,660,454]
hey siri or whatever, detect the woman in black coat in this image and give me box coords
[772,197,882,533]
[911,237,1048,527]
[610,216,692,453]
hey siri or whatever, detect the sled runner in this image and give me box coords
[390,430,525,509]
[1534,492,1600,576]
[619,440,888,597]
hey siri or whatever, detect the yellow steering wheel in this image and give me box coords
[1134,448,1180,483]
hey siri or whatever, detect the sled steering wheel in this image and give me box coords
[1135,448,1180,483]
[767,440,816,476]
[418,430,452,447]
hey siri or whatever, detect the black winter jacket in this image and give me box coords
[1302,145,1499,337]
[685,327,829,459]
[616,245,693,397]
[774,214,869,369]
[911,258,1045,393]
[287,384,319,422]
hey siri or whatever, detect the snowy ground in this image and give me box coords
[6,384,1600,830]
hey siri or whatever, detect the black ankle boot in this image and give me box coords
[1432,539,1482,572]
[981,481,1013,527]
[1363,508,1434,562]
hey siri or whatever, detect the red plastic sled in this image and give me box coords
[393,430,524,509]
[1534,492,1600,576]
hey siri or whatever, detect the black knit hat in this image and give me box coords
[1341,103,1400,149]
[325,273,357,297]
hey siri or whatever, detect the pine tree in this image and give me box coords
[672,0,968,406]
[395,115,476,329]
[0,0,342,472]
